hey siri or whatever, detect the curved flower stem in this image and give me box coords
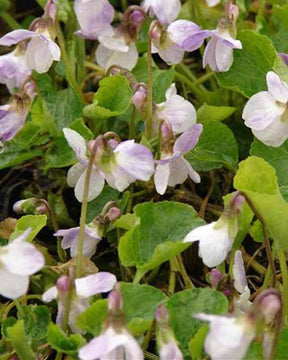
[241,193,277,287]
[175,72,207,99]
[176,255,195,289]
[169,259,177,294]
[61,276,74,333]
[75,140,99,278]
[1,295,42,320]
[146,21,157,139]
[133,268,147,284]
[278,247,288,319]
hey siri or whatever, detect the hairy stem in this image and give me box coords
[278,247,288,319]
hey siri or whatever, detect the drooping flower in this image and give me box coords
[0,228,45,299]
[13,197,49,215]
[55,203,121,258]
[203,2,242,72]
[242,71,288,147]
[233,250,251,313]
[74,0,114,39]
[79,285,144,360]
[63,128,154,202]
[184,193,244,267]
[0,0,60,74]
[0,81,35,142]
[155,83,197,135]
[150,20,210,65]
[195,313,255,360]
[141,0,181,25]
[154,122,202,195]
[155,305,183,360]
[0,43,31,93]
[42,272,117,333]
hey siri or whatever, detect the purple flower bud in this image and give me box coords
[56,276,70,294]
[13,198,48,215]
[130,10,145,29]
[210,268,224,289]
[108,285,123,313]
[106,207,121,222]
[44,0,57,22]
[254,289,282,324]
[155,304,169,323]
[133,86,147,111]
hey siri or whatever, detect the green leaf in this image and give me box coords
[0,142,42,170]
[234,156,288,251]
[47,323,86,356]
[197,103,236,123]
[186,120,238,171]
[119,201,205,272]
[132,57,175,102]
[21,305,51,342]
[87,186,120,222]
[69,118,94,140]
[121,282,166,335]
[76,299,108,336]
[234,156,279,195]
[244,342,263,360]
[56,0,72,23]
[1,317,17,339]
[217,31,277,97]
[189,326,209,360]
[249,220,264,243]
[83,74,132,119]
[167,288,228,356]
[250,138,288,186]
[10,215,47,242]
[275,329,288,359]
[114,213,140,230]
[267,5,288,53]
[7,320,35,360]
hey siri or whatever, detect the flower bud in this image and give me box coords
[130,10,145,28]
[108,284,123,313]
[13,198,48,215]
[210,269,224,289]
[133,86,147,111]
[253,289,282,324]
[106,207,121,222]
[56,276,70,294]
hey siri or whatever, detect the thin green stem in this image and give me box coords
[176,255,194,289]
[121,0,128,11]
[0,12,21,30]
[169,259,177,294]
[133,269,146,285]
[175,72,207,99]
[144,351,159,360]
[242,193,277,287]
[194,71,216,86]
[56,21,84,104]
[278,247,288,319]
[258,0,266,17]
[142,321,155,351]
[129,106,136,139]
[145,21,156,139]
[75,140,99,278]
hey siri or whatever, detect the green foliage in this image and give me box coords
[266,4,288,53]
[7,320,35,360]
[119,201,205,272]
[234,156,288,251]
[76,299,108,336]
[189,326,209,360]
[186,120,238,171]
[133,57,175,102]
[167,288,228,356]
[10,215,47,242]
[83,74,133,119]
[47,323,86,356]
[217,31,277,97]
[196,104,236,123]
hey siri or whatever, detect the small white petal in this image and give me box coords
[96,43,138,71]
[266,71,288,103]
[63,128,87,162]
[75,168,105,202]
[75,272,117,298]
[42,286,58,302]
[233,250,248,294]
[0,268,29,299]
[252,114,288,147]
[154,163,170,195]
[67,162,86,187]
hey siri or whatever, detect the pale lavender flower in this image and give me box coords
[0,0,60,74]
[243,71,288,147]
[195,313,255,360]
[63,129,154,202]
[279,52,288,66]
[155,83,197,134]
[184,193,245,267]
[203,4,242,72]
[0,228,45,299]
[42,272,117,333]
[54,225,101,258]
[0,45,31,93]
[151,20,209,65]
[0,81,35,142]
[74,0,114,39]
[141,0,181,25]
[79,287,144,360]
[154,123,202,195]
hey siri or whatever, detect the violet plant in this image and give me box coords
[0,0,288,359]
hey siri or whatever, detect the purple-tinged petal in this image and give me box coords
[63,128,87,163]
[156,41,185,65]
[168,20,210,52]
[215,38,234,72]
[160,340,183,360]
[242,91,284,131]
[95,43,138,71]
[104,165,134,192]
[42,286,58,302]
[0,29,36,46]
[0,268,29,299]
[142,0,181,25]
[233,250,248,294]
[75,168,105,202]
[0,111,26,142]
[173,124,203,154]
[182,158,201,183]
[2,230,45,275]
[98,34,129,52]
[266,71,288,103]
[54,227,80,249]
[167,157,189,187]
[74,0,114,40]
[75,272,117,298]
[279,52,288,66]
[203,36,218,70]
[115,140,155,181]
[154,163,170,195]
